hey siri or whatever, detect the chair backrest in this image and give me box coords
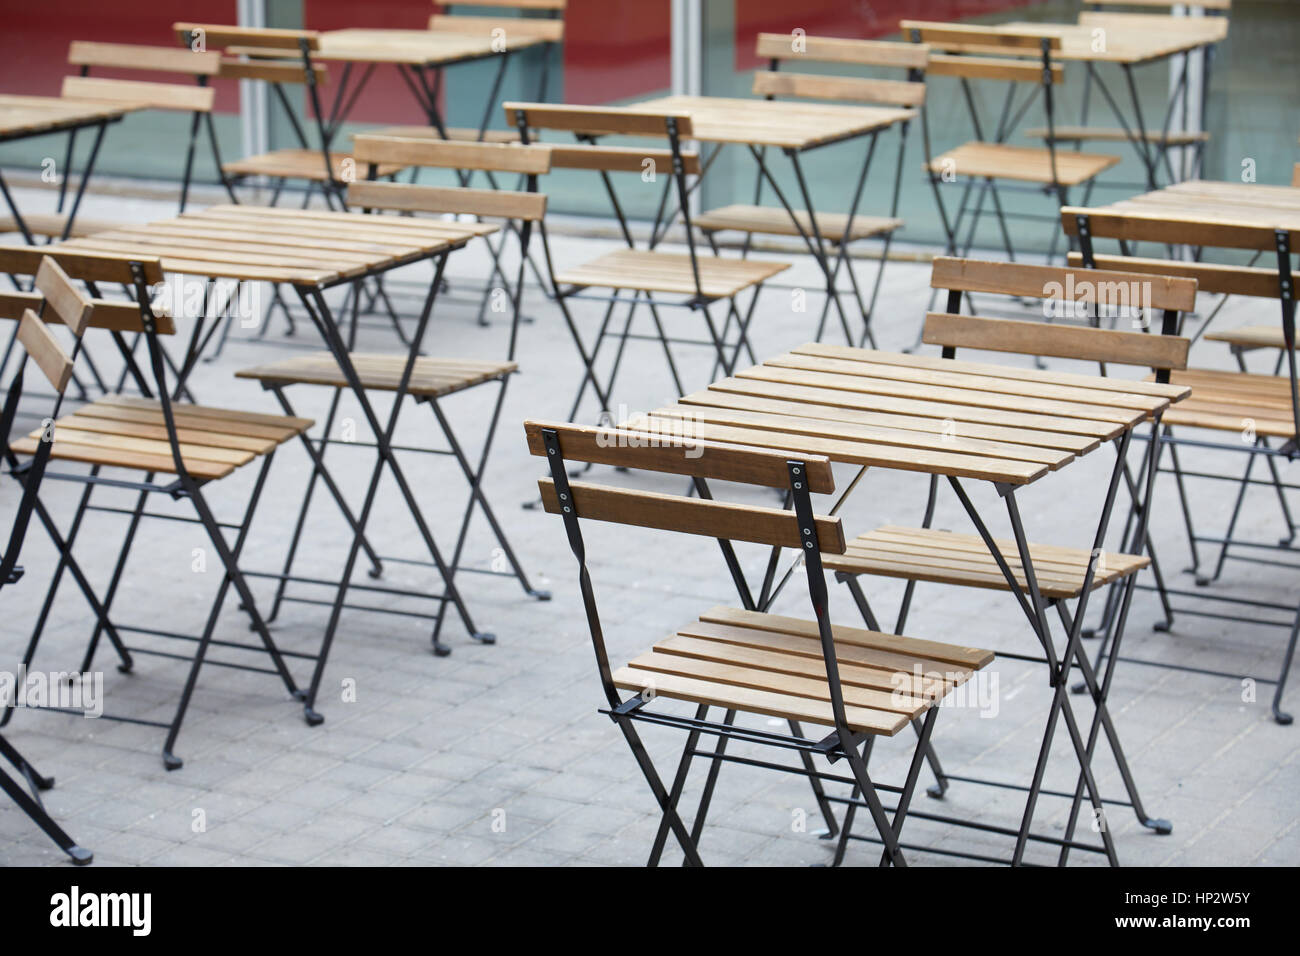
[925,257,1193,375]
[1063,203,1299,430]
[0,257,97,588]
[348,136,551,221]
[64,41,220,113]
[503,102,704,289]
[504,102,693,140]
[61,75,216,114]
[172,23,321,53]
[64,39,225,213]
[69,41,221,78]
[751,33,928,107]
[169,24,325,94]
[526,418,847,713]
[429,1,566,44]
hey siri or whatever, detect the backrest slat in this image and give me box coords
[549,144,701,175]
[17,310,75,394]
[61,75,216,113]
[923,312,1189,370]
[68,41,221,76]
[347,181,546,221]
[173,23,321,52]
[752,71,926,107]
[524,420,835,493]
[218,57,326,85]
[931,256,1197,312]
[1066,252,1296,300]
[1061,207,1295,252]
[0,247,163,293]
[925,53,1061,85]
[900,21,1061,54]
[503,102,693,139]
[0,292,173,334]
[352,135,552,174]
[34,258,94,337]
[755,33,930,69]
[538,479,846,554]
[428,14,564,42]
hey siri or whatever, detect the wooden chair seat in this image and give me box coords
[222,148,403,182]
[554,248,789,298]
[1205,325,1298,353]
[0,212,121,238]
[1153,368,1299,438]
[823,526,1148,601]
[9,394,312,481]
[694,204,903,244]
[1025,125,1210,146]
[611,606,994,737]
[236,351,517,398]
[926,142,1121,186]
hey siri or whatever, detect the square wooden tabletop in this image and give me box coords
[912,14,1227,65]
[1063,180,1300,251]
[0,94,135,143]
[1088,180,1300,228]
[634,95,916,150]
[619,343,1189,487]
[1010,15,1228,64]
[48,205,497,285]
[315,28,545,66]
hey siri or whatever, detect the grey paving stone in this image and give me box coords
[0,178,1296,868]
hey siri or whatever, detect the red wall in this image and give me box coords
[734,0,1039,70]
[0,0,1029,121]
[0,1,241,109]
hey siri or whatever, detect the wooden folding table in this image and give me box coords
[40,205,498,724]
[620,341,1190,863]
[0,94,136,244]
[914,13,1228,188]
[633,94,916,348]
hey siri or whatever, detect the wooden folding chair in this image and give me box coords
[694,34,928,348]
[503,102,789,424]
[171,23,401,210]
[0,257,95,864]
[826,256,1194,861]
[234,137,549,668]
[1064,207,1300,723]
[59,41,233,214]
[0,247,314,769]
[903,23,1119,270]
[528,418,994,866]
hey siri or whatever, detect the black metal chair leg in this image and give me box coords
[1272,602,1298,725]
[0,758,92,864]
